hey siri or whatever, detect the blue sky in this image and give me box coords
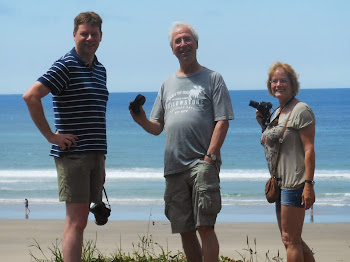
[1,0,349,94]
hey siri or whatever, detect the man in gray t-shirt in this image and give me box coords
[130,22,233,262]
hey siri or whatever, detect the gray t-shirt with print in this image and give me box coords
[261,102,315,189]
[150,67,234,175]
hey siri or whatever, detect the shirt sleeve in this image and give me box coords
[150,87,165,125]
[211,72,234,121]
[37,60,70,95]
[292,103,315,130]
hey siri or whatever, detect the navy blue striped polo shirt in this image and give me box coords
[38,48,109,157]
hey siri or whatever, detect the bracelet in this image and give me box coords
[305,180,315,185]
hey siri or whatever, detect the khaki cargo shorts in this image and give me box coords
[54,152,105,203]
[164,160,221,234]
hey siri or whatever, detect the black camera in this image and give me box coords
[90,202,111,226]
[249,100,273,127]
[89,187,111,226]
[130,94,146,114]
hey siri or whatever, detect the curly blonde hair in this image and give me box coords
[267,61,300,97]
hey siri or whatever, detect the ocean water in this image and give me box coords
[0,89,349,223]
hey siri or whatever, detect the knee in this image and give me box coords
[66,216,88,233]
[197,226,214,238]
[281,233,301,248]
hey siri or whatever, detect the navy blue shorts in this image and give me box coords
[275,185,305,212]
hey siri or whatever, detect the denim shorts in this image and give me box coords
[275,185,305,212]
[164,160,221,234]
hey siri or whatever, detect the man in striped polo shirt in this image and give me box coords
[23,12,108,262]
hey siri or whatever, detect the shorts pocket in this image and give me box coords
[164,194,171,220]
[198,187,222,215]
[62,153,81,161]
[194,160,221,215]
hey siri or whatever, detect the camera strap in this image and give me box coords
[103,187,111,208]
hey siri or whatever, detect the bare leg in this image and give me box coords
[301,240,315,262]
[180,231,202,262]
[198,226,219,262]
[62,202,89,262]
[277,206,315,262]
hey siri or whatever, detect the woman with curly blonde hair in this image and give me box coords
[256,62,316,262]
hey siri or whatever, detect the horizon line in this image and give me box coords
[1,87,349,95]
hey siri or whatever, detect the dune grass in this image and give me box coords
[29,212,283,261]
[29,234,283,262]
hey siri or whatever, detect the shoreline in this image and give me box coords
[0,219,349,262]
[1,202,350,223]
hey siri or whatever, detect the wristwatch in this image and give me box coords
[305,180,315,185]
[206,153,217,161]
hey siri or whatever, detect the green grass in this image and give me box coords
[29,234,284,262]
[29,212,283,261]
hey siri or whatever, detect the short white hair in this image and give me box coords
[168,21,199,48]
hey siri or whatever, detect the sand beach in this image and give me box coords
[0,219,349,261]
[1,90,349,261]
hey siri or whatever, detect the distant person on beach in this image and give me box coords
[23,12,108,262]
[130,21,234,262]
[24,198,30,215]
[256,62,316,262]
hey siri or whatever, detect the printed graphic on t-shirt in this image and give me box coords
[165,85,205,114]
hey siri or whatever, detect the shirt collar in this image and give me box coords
[70,47,98,68]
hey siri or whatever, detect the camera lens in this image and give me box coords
[249,100,259,109]
[95,214,108,226]
[90,203,111,226]
[130,94,146,114]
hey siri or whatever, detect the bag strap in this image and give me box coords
[272,102,298,177]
